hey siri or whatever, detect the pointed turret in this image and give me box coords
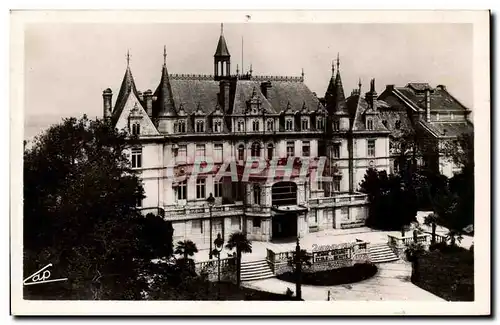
[214,23,231,79]
[112,51,140,123]
[153,46,176,116]
[324,54,348,115]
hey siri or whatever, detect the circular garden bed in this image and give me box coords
[276,263,378,286]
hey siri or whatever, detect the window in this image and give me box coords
[131,123,140,135]
[237,120,244,132]
[450,113,454,120]
[177,180,187,200]
[131,147,142,168]
[192,219,202,234]
[178,120,186,133]
[213,120,222,133]
[395,120,401,129]
[177,145,187,162]
[341,207,349,220]
[367,139,376,157]
[253,185,261,205]
[196,144,206,158]
[366,119,373,130]
[267,119,274,132]
[251,142,261,158]
[253,217,261,228]
[267,143,274,160]
[231,217,240,230]
[214,143,223,163]
[436,113,440,121]
[332,143,340,158]
[333,179,341,192]
[333,120,340,131]
[301,118,309,131]
[302,141,310,157]
[252,120,260,132]
[196,120,205,133]
[196,178,206,199]
[317,117,325,130]
[237,144,245,161]
[214,179,223,198]
[285,119,293,131]
[286,141,295,157]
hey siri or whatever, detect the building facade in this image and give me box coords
[103,26,391,248]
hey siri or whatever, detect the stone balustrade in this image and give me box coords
[387,233,431,259]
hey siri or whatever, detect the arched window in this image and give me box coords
[196,120,205,133]
[213,120,222,133]
[237,144,245,161]
[267,119,274,132]
[131,123,140,135]
[178,120,186,133]
[267,143,274,160]
[285,119,293,131]
[301,118,309,131]
[317,117,325,130]
[237,119,244,132]
[366,119,373,130]
[252,120,260,132]
[253,184,261,205]
[251,142,261,158]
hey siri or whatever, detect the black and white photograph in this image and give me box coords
[10,10,490,316]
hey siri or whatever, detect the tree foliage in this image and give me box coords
[226,232,252,287]
[23,116,173,299]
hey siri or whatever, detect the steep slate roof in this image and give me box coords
[418,120,474,138]
[346,94,390,132]
[395,83,469,112]
[324,64,348,115]
[112,66,141,124]
[232,81,274,114]
[166,79,220,115]
[265,81,322,113]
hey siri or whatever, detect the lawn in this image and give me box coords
[276,263,378,286]
[412,245,474,301]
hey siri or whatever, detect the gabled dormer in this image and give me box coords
[246,87,263,115]
[210,104,224,133]
[194,103,206,133]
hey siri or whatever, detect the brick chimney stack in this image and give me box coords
[102,88,113,119]
[220,80,231,113]
[260,81,272,98]
[425,87,431,122]
[143,89,153,116]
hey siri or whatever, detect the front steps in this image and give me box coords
[240,259,275,282]
[369,243,399,263]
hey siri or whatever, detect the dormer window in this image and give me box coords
[196,120,205,133]
[131,123,140,136]
[213,119,223,133]
[252,120,260,132]
[178,120,186,133]
[301,118,309,131]
[251,142,261,158]
[395,120,401,129]
[366,119,373,130]
[237,119,244,132]
[266,119,274,132]
[285,119,293,131]
[333,120,340,131]
[317,117,325,130]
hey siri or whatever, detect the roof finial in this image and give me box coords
[126,50,131,67]
[249,63,253,75]
[221,23,224,35]
[301,68,304,79]
[336,52,340,71]
[331,60,335,77]
[163,45,167,66]
[236,64,239,75]
[358,77,362,90]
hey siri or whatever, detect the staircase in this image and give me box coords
[369,243,399,263]
[240,259,275,282]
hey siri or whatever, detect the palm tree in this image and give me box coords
[174,240,199,273]
[225,232,252,287]
[446,229,463,247]
[405,242,425,282]
[424,213,439,245]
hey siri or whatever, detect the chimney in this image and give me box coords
[386,84,395,91]
[436,84,447,91]
[425,87,431,122]
[220,80,231,113]
[143,89,153,116]
[365,78,377,109]
[102,88,113,119]
[260,81,272,98]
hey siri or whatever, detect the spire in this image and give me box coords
[331,60,335,77]
[301,68,304,80]
[325,55,348,115]
[153,49,176,116]
[163,45,167,66]
[214,23,230,57]
[221,23,223,35]
[249,63,253,75]
[336,52,340,71]
[358,77,362,90]
[126,50,131,67]
[236,64,239,75]
[111,57,140,123]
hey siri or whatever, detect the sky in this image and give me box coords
[24,23,473,139]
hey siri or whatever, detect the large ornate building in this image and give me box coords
[102,25,391,248]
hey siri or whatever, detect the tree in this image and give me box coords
[424,213,439,245]
[174,240,199,274]
[225,232,252,287]
[23,115,173,299]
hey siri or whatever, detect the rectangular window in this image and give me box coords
[302,141,310,157]
[286,119,293,131]
[177,145,187,163]
[131,147,142,168]
[287,141,295,157]
[214,179,223,198]
[196,144,206,158]
[177,180,187,200]
[196,120,205,133]
[214,143,223,163]
[196,178,206,199]
[178,120,186,133]
[366,119,373,130]
[332,143,340,158]
[367,139,376,157]
[253,185,261,205]
[253,217,261,228]
[231,217,240,230]
[317,117,325,130]
[192,219,203,234]
[301,119,309,131]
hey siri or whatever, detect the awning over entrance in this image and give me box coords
[271,205,308,214]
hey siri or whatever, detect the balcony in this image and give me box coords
[163,203,244,220]
[244,205,272,216]
[308,193,368,207]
